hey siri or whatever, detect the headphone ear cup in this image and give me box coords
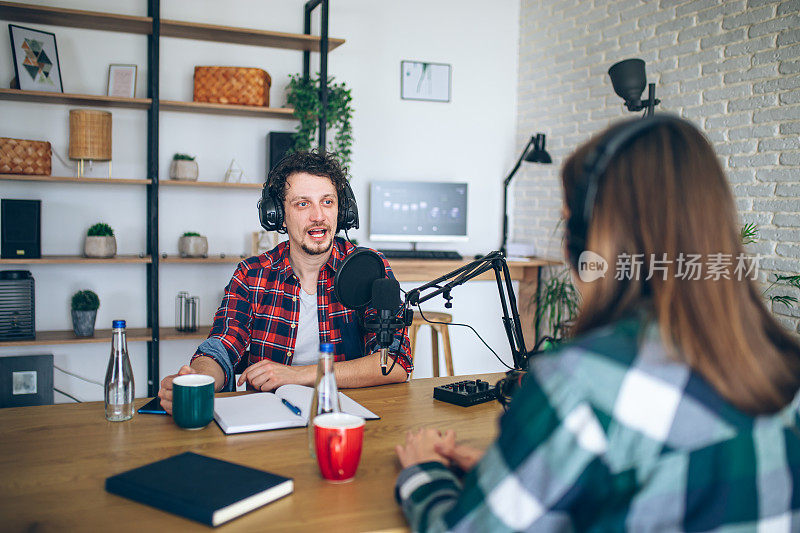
[258,188,285,233]
[338,181,359,232]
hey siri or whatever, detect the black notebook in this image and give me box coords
[105,452,293,527]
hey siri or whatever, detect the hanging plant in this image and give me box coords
[286,73,353,167]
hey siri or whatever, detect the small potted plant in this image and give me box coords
[169,153,198,181]
[84,222,117,258]
[178,231,208,258]
[71,290,99,337]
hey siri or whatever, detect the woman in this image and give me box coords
[394,116,800,531]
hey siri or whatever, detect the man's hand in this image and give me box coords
[237,359,313,391]
[395,428,452,469]
[157,365,197,415]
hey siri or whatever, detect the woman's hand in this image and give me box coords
[434,440,485,473]
[395,428,454,469]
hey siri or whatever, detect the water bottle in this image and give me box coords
[308,343,341,457]
[104,320,134,421]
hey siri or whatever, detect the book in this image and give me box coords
[105,452,293,527]
[213,383,379,435]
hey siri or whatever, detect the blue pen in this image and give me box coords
[281,398,302,416]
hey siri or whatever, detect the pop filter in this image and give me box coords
[334,249,387,309]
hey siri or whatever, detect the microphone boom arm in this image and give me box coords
[405,251,528,370]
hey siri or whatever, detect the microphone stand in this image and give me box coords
[405,251,528,370]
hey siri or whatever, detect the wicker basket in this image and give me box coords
[0,137,52,176]
[193,66,271,107]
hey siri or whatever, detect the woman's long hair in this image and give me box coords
[561,118,800,414]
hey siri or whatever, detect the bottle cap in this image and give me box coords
[319,343,334,353]
[112,320,126,329]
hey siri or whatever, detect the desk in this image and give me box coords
[388,258,561,347]
[0,373,505,532]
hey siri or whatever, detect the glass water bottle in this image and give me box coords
[104,320,134,421]
[308,343,341,457]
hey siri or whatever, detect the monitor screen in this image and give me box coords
[369,181,468,242]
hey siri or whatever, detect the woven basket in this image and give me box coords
[0,137,52,175]
[193,66,271,107]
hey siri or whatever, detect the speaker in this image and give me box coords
[0,270,35,341]
[1,199,41,259]
[266,132,294,173]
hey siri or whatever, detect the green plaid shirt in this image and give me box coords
[396,315,800,532]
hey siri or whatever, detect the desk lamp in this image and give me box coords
[500,133,552,257]
[69,109,112,178]
[608,58,660,118]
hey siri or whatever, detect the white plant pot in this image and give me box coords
[179,236,208,258]
[169,160,199,181]
[84,235,117,258]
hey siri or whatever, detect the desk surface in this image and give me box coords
[0,373,505,532]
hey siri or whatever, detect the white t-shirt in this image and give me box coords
[291,289,321,366]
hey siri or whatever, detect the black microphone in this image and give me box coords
[371,277,401,373]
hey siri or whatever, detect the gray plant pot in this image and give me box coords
[72,309,97,337]
[178,235,208,257]
[84,235,117,258]
[169,160,199,181]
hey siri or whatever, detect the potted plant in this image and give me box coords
[169,153,198,181]
[535,267,581,344]
[286,73,353,166]
[178,231,208,258]
[84,222,117,258]
[71,290,99,337]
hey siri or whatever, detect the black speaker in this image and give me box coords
[1,199,41,259]
[267,132,294,173]
[0,270,35,341]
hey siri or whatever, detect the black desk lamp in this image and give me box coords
[500,133,552,257]
[608,58,660,118]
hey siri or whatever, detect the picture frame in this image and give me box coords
[8,24,63,93]
[401,60,451,102]
[0,354,53,407]
[107,63,137,98]
[251,231,278,256]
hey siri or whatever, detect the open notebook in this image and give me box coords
[214,384,379,435]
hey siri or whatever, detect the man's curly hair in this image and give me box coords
[266,149,349,207]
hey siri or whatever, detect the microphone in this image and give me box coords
[371,277,402,372]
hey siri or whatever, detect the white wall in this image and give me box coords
[0,0,521,402]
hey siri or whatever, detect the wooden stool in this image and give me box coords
[408,311,453,378]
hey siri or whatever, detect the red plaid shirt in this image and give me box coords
[192,237,412,390]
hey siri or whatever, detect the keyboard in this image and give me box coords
[378,249,463,260]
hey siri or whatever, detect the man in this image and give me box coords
[159,151,412,414]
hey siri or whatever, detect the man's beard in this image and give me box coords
[300,230,334,255]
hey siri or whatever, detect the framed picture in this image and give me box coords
[8,24,63,93]
[251,231,278,256]
[107,64,137,98]
[0,354,53,407]
[401,60,451,102]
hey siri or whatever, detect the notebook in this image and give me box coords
[213,383,379,434]
[105,452,293,527]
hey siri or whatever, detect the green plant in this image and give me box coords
[173,153,195,161]
[71,290,100,311]
[87,222,114,236]
[286,73,353,167]
[536,267,581,341]
[182,231,201,237]
[740,224,799,309]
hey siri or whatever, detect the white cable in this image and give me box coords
[53,364,103,387]
[51,149,77,176]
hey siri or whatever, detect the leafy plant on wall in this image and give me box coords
[286,73,353,167]
[741,223,800,309]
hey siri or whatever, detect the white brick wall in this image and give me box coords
[515,0,800,333]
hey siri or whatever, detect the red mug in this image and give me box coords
[314,413,365,483]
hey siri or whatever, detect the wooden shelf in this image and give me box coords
[0,327,152,347]
[0,88,151,109]
[159,255,246,264]
[160,18,344,51]
[159,179,262,189]
[160,326,211,341]
[0,3,345,53]
[0,255,151,265]
[0,1,153,34]
[0,174,151,186]
[159,99,295,119]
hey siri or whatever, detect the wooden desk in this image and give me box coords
[388,257,561,347]
[0,373,506,532]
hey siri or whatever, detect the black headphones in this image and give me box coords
[566,113,688,270]
[258,176,359,234]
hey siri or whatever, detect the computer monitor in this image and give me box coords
[369,181,468,243]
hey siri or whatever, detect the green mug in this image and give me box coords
[172,374,215,430]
